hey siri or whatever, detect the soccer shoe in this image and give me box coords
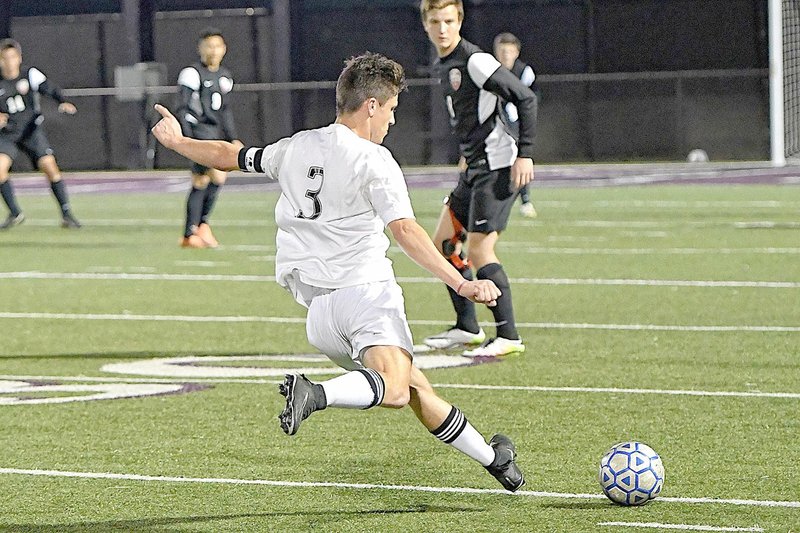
[0,212,25,230]
[423,327,486,350]
[485,434,525,492]
[195,223,219,248]
[180,235,207,248]
[61,213,82,229]
[519,202,537,218]
[463,337,525,357]
[278,373,325,436]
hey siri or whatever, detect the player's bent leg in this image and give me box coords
[361,345,411,409]
[196,169,225,247]
[182,173,210,247]
[0,154,25,229]
[37,155,81,228]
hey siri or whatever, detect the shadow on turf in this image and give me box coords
[0,505,482,532]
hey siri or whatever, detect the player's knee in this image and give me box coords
[381,386,410,409]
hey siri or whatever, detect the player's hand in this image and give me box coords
[151,104,184,150]
[0,113,7,128]
[510,157,534,191]
[457,279,501,307]
[58,102,77,115]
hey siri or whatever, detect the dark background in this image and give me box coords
[2,0,772,169]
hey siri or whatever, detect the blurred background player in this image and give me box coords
[0,38,80,230]
[420,0,537,357]
[494,31,539,219]
[175,28,242,248]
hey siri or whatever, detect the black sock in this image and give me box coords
[200,182,220,224]
[477,263,519,340]
[184,187,205,237]
[0,181,22,216]
[50,180,71,216]
[446,258,479,333]
[519,185,530,204]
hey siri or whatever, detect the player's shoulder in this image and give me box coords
[466,47,501,84]
[177,65,201,90]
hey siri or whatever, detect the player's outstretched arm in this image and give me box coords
[151,104,240,171]
[388,218,500,306]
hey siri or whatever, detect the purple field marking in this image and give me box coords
[7,163,800,196]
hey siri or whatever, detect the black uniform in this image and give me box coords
[0,66,64,164]
[433,38,537,233]
[175,62,237,174]
[503,59,538,138]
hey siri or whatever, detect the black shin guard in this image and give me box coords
[0,181,21,216]
[477,263,519,340]
[50,180,71,215]
[200,182,220,224]
[446,256,480,333]
[184,187,205,237]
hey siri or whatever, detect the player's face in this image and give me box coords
[198,35,226,69]
[494,43,520,71]
[370,94,399,144]
[423,6,462,57]
[0,47,22,78]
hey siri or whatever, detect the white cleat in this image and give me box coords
[519,202,537,218]
[423,327,486,350]
[463,337,525,357]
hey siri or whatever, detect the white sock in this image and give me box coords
[320,368,384,409]
[430,406,496,466]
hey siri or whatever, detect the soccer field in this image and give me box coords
[0,171,798,532]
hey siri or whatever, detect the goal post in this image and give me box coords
[770,0,800,166]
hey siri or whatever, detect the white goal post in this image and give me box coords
[770,0,800,166]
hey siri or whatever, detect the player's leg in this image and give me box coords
[0,150,25,229]
[463,167,524,357]
[195,167,226,247]
[407,365,525,491]
[182,166,210,248]
[422,195,485,349]
[518,183,536,218]
[36,153,81,228]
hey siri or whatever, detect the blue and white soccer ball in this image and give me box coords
[598,441,665,506]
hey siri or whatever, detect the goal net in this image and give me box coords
[772,0,800,164]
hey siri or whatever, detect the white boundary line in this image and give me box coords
[2,375,799,400]
[2,271,798,289]
[0,312,797,332]
[597,522,764,532]
[0,468,797,509]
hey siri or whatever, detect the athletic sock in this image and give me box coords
[0,181,21,216]
[477,263,519,340]
[184,186,205,237]
[200,182,220,224]
[446,258,480,333]
[320,368,385,409]
[430,406,496,466]
[519,185,530,204]
[49,180,71,215]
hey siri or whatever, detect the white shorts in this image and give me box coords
[305,279,414,371]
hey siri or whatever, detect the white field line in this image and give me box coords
[503,246,800,255]
[0,312,797,332]
[1,271,799,289]
[0,468,797,509]
[597,522,764,532]
[2,375,799,400]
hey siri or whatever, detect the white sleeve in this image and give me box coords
[366,149,415,226]
[238,138,291,181]
[521,65,536,87]
[28,68,47,92]
[177,67,201,90]
[466,52,501,88]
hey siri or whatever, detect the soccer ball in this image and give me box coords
[598,441,664,506]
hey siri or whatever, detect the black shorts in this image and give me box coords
[0,127,55,166]
[189,124,225,175]
[448,164,518,233]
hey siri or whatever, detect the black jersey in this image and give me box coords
[175,62,237,141]
[0,66,65,141]
[433,38,537,170]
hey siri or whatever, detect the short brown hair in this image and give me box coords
[0,38,22,54]
[335,52,407,115]
[494,32,521,52]
[419,0,464,23]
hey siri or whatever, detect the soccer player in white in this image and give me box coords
[151,52,524,492]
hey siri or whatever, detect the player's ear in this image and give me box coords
[367,98,377,117]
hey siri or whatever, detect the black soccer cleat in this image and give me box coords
[278,373,325,436]
[61,212,82,229]
[0,212,25,230]
[485,434,525,492]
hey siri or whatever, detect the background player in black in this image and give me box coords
[420,0,537,357]
[494,32,539,219]
[0,39,80,230]
[175,28,241,248]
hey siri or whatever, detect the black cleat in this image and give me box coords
[0,212,25,230]
[485,434,525,492]
[61,213,82,229]
[278,374,325,436]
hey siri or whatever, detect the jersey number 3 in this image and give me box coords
[297,166,324,220]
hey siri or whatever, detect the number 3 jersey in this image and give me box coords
[0,66,65,141]
[175,62,237,141]
[239,124,415,301]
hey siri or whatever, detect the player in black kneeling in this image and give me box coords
[0,39,81,230]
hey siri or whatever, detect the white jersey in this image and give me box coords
[239,123,415,305]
